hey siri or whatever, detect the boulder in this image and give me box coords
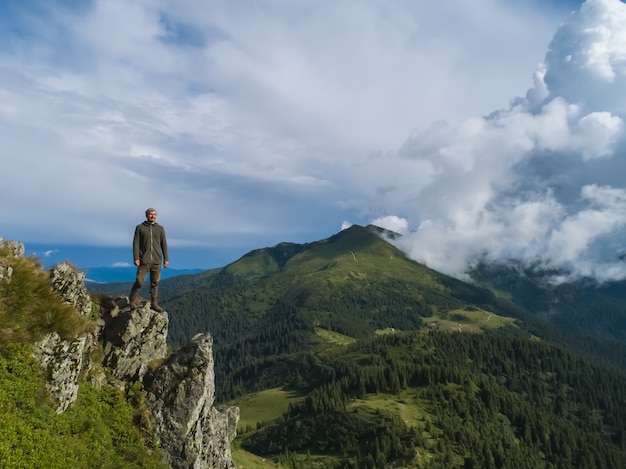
[0,236,25,258]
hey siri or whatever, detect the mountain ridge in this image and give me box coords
[84,266,204,283]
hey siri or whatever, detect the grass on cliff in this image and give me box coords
[0,247,89,345]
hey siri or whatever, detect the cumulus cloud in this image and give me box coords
[364,0,626,282]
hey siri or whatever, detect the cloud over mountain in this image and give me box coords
[369,0,626,282]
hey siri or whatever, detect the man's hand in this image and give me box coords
[164,261,169,268]
[134,260,140,266]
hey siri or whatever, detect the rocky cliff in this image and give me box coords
[0,237,238,469]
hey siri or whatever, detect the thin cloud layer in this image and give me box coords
[366,0,626,282]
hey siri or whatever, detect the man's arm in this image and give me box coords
[161,226,169,268]
[133,225,141,265]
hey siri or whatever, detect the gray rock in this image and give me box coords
[33,261,94,412]
[49,261,92,316]
[34,332,88,413]
[0,237,23,283]
[0,237,25,258]
[101,299,168,381]
[144,333,239,469]
[0,257,12,284]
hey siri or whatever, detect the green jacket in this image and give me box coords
[133,221,169,265]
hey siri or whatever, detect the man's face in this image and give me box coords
[147,211,157,223]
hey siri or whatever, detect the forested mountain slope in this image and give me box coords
[87,225,626,467]
[236,330,626,468]
[159,226,520,395]
[470,261,626,343]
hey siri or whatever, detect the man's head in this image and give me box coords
[145,208,157,224]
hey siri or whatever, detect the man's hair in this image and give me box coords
[145,208,157,216]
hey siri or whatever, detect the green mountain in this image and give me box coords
[162,225,513,390]
[84,225,626,467]
[151,224,626,468]
[6,217,626,468]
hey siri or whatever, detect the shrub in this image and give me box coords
[0,247,88,346]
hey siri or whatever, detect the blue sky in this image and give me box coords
[3,0,626,282]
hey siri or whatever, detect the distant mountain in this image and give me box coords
[151,225,626,370]
[469,260,626,344]
[84,266,204,283]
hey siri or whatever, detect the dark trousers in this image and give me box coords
[130,263,161,299]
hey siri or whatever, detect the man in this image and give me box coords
[129,208,169,312]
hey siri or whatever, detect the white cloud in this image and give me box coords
[371,216,409,236]
[543,0,626,112]
[574,111,624,160]
[365,0,626,281]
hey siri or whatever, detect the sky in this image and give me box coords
[3,0,626,283]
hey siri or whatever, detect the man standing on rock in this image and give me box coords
[129,208,169,312]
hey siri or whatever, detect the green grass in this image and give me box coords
[424,307,517,334]
[231,441,285,469]
[230,387,305,432]
[230,388,307,468]
[0,344,166,469]
[349,391,428,427]
[231,444,341,469]
[314,327,357,345]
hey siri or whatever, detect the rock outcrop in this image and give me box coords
[1,237,238,467]
[33,261,94,412]
[144,333,239,469]
[34,332,89,413]
[0,236,22,283]
[49,261,92,317]
[0,236,25,259]
[101,299,169,382]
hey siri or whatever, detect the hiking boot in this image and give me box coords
[129,293,140,309]
[150,296,164,313]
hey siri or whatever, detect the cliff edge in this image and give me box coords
[0,236,239,469]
